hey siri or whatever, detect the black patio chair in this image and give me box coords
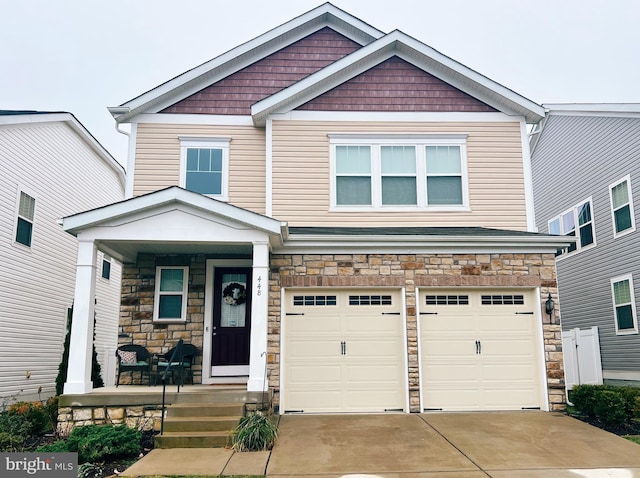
[115,344,153,386]
[155,343,199,385]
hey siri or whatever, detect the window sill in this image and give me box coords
[329,205,471,213]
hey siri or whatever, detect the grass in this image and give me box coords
[624,436,640,445]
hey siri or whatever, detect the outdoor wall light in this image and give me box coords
[545,293,555,322]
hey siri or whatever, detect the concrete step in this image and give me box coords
[171,389,269,404]
[165,402,244,417]
[155,431,230,449]
[162,416,240,433]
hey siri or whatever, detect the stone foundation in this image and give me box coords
[56,405,163,436]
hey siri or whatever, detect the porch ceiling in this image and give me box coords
[98,240,253,264]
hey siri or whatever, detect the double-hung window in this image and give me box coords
[610,175,636,237]
[180,138,230,200]
[611,274,638,335]
[15,191,36,247]
[331,135,468,210]
[548,198,595,256]
[153,266,189,322]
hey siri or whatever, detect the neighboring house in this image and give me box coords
[531,103,640,387]
[0,111,125,402]
[62,3,570,413]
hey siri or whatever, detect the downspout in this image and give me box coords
[115,122,137,199]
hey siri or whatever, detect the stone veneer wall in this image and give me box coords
[118,253,206,384]
[56,405,162,435]
[267,252,566,412]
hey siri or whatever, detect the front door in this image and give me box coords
[211,268,252,375]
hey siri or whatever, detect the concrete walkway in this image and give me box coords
[122,412,640,477]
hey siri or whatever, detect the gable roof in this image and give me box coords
[109,3,543,125]
[108,3,383,123]
[0,110,125,188]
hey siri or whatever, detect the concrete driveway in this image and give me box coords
[268,412,640,477]
[122,411,640,477]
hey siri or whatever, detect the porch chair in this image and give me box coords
[155,343,199,385]
[115,344,153,386]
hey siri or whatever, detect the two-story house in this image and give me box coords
[61,3,569,414]
[531,103,640,388]
[0,110,125,401]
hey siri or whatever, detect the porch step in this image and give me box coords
[156,401,243,449]
[155,431,230,448]
[165,402,244,417]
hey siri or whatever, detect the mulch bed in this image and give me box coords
[571,413,640,437]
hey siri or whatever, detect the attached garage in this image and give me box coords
[281,289,407,413]
[419,289,544,411]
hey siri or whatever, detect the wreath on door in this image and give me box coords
[223,282,247,306]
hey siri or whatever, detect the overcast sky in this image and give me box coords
[2,0,639,166]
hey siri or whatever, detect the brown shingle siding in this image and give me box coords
[161,28,361,115]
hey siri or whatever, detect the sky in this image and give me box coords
[2,0,639,166]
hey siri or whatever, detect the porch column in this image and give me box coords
[248,241,269,391]
[63,239,97,394]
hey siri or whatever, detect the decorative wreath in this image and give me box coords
[223,282,247,306]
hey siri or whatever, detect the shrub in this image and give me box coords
[7,397,58,436]
[570,384,640,427]
[232,412,278,452]
[38,425,141,463]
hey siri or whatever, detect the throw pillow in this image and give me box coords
[118,350,137,364]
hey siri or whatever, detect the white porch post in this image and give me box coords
[63,239,98,394]
[247,241,269,391]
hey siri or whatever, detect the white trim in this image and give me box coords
[13,185,37,249]
[203,259,252,384]
[153,266,189,322]
[179,138,230,201]
[125,123,137,199]
[548,197,596,260]
[131,114,255,125]
[544,103,640,117]
[329,135,469,211]
[520,119,537,232]
[401,286,409,413]
[278,286,286,414]
[535,286,550,412]
[416,286,424,412]
[266,118,273,217]
[270,110,524,124]
[609,174,636,238]
[611,273,638,335]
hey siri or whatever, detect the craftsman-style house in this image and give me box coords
[62,3,569,414]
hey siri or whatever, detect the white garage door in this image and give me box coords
[420,289,541,411]
[282,289,406,413]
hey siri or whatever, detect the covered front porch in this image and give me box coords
[61,187,285,397]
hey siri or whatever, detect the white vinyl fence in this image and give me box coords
[561,326,603,391]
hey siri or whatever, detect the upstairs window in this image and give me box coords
[15,191,36,247]
[331,135,467,210]
[180,138,230,200]
[610,176,635,237]
[153,266,189,322]
[548,198,595,257]
[611,274,638,335]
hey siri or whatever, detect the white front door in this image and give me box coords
[282,289,406,413]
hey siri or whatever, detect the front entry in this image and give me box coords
[211,267,252,376]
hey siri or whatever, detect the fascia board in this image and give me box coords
[543,103,640,118]
[275,234,572,255]
[252,31,544,126]
[63,188,283,236]
[0,112,125,190]
[109,4,384,124]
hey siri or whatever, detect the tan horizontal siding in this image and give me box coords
[271,120,527,229]
[134,123,266,214]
